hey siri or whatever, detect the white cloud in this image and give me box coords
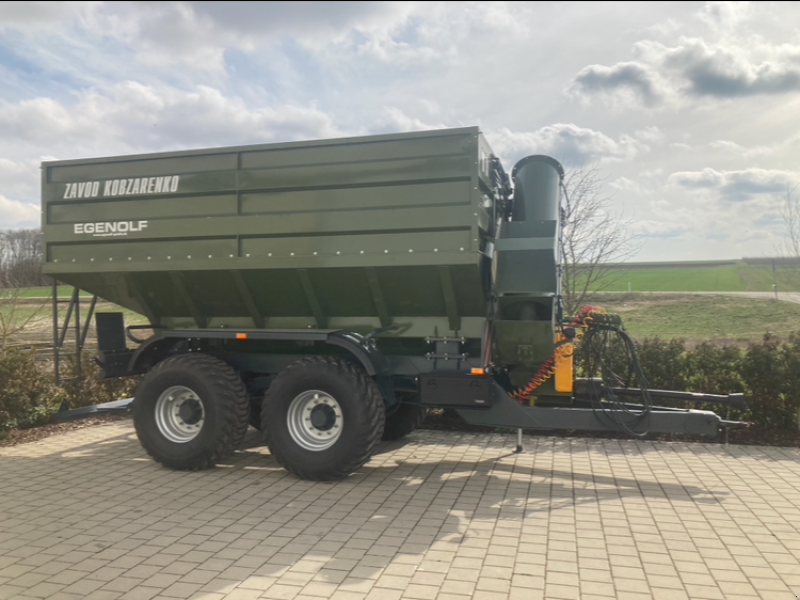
[707,134,800,159]
[610,177,649,194]
[0,82,344,155]
[670,168,724,189]
[568,23,800,109]
[98,2,234,72]
[0,97,76,142]
[631,219,688,238]
[568,62,665,107]
[488,124,649,166]
[658,37,800,98]
[637,185,788,249]
[0,194,39,229]
[351,33,451,68]
[0,158,37,185]
[0,2,426,72]
[633,126,664,144]
[0,1,542,82]
[326,2,532,70]
[0,159,39,202]
[708,139,771,157]
[0,1,84,32]
[669,167,799,201]
[370,107,448,134]
[186,0,418,38]
[697,1,753,30]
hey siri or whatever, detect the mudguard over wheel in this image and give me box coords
[382,398,428,441]
[261,356,385,480]
[133,353,250,470]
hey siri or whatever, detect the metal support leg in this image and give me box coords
[515,428,523,453]
[74,287,81,382]
[724,408,730,446]
[52,279,60,386]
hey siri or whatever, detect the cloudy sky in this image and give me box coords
[1,0,799,261]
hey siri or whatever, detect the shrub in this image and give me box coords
[576,333,800,431]
[0,349,64,431]
[780,334,800,430]
[683,342,743,396]
[739,334,798,430]
[635,337,688,391]
[0,350,140,433]
[59,352,140,409]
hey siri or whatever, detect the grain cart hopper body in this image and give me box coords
[41,127,746,479]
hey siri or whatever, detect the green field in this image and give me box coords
[594,261,800,292]
[2,302,145,325]
[0,298,147,349]
[0,286,93,299]
[597,293,800,341]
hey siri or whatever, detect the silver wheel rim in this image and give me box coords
[155,385,205,443]
[287,390,343,451]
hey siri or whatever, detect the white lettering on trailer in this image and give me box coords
[73,221,148,238]
[64,175,180,199]
[63,181,101,199]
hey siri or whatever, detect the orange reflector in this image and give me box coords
[236,333,247,340]
[471,368,485,376]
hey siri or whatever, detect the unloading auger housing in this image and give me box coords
[41,127,748,480]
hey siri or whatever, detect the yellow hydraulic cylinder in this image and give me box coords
[554,341,574,393]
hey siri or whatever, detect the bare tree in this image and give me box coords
[560,165,638,316]
[0,228,46,288]
[0,272,49,353]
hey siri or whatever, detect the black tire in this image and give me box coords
[382,398,428,441]
[133,353,250,470]
[261,356,385,480]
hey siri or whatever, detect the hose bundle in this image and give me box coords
[581,310,653,437]
[512,356,556,402]
[511,304,603,402]
[513,305,654,436]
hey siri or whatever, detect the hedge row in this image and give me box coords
[2,334,799,433]
[0,349,63,432]
[576,334,800,430]
[0,349,138,433]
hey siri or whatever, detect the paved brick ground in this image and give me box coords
[0,423,799,600]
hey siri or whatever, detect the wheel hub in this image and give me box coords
[178,400,203,424]
[310,404,335,430]
[155,385,205,443]
[286,390,343,451]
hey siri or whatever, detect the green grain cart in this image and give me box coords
[42,127,746,480]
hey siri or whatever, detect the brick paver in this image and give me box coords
[0,423,798,600]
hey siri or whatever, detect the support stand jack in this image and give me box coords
[515,428,523,453]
